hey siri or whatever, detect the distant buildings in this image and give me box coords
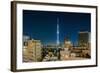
[78,31,90,47]
[23,35,30,46]
[60,31,91,60]
[64,37,72,49]
[71,31,91,58]
[23,36,42,62]
[23,31,91,62]
[60,37,73,60]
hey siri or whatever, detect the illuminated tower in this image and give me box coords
[56,18,60,60]
[57,18,59,46]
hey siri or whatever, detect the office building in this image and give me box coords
[78,31,90,47]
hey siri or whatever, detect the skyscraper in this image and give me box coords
[23,39,42,62]
[78,31,90,47]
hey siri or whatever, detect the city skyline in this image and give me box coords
[23,10,91,45]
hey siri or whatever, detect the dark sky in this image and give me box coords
[23,10,91,45]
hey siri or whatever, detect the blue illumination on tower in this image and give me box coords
[57,18,59,46]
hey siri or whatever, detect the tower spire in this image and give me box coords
[57,18,59,46]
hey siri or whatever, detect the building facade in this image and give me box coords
[23,39,42,62]
[78,31,90,47]
[60,37,72,60]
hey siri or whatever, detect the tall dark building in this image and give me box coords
[78,31,90,47]
[64,35,70,42]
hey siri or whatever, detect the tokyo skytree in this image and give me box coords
[57,18,59,46]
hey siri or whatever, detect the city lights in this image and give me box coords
[23,10,91,62]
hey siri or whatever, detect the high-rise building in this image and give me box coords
[23,39,42,62]
[78,31,90,47]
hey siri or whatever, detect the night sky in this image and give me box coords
[23,10,91,45]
